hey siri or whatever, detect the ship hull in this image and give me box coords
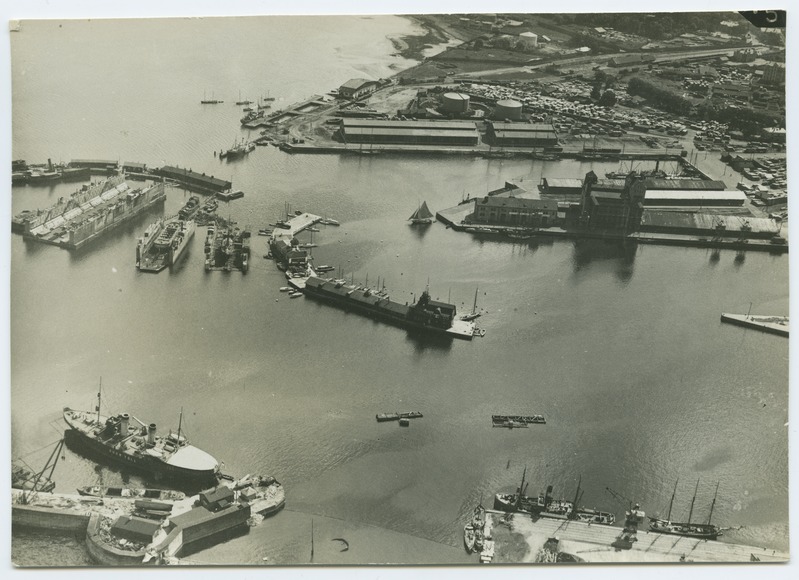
[303,277,473,340]
[648,518,719,540]
[64,428,217,486]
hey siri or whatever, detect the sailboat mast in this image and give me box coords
[708,482,719,525]
[473,287,478,315]
[687,479,700,524]
[667,479,678,521]
[310,518,315,561]
[516,466,527,510]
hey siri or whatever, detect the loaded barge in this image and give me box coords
[136,218,195,273]
[12,176,166,250]
[303,276,476,339]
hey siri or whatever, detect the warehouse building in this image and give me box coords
[339,118,479,146]
[472,195,558,227]
[487,121,558,148]
[641,212,778,239]
[643,178,726,191]
[338,78,379,100]
[539,177,583,195]
[643,190,746,207]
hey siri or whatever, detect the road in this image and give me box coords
[453,46,749,79]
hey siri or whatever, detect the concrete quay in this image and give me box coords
[490,511,788,564]
[435,204,788,254]
[720,313,789,337]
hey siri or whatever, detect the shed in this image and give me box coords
[110,515,160,544]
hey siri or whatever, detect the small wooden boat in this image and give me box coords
[289,291,303,298]
[399,418,410,427]
[463,523,476,553]
[77,485,186,501]
[279,287,291,292]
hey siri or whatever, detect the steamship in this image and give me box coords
[63,389,219,486]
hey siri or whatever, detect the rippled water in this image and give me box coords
[10,15,789,565]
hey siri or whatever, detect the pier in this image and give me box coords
[720,313,789,337]
[12,476,285,565]
[487,511,788,563]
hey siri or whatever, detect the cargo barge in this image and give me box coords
[12,176,166,250]
[303,276,476,339]
[137,218,195,273]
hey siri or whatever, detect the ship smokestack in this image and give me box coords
[545,485,553,506]
[120,413,129,436]
[47,158,52,171]
[148,423,157,445]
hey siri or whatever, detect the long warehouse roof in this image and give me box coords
[342,118,478,130]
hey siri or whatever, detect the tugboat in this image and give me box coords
[63,383,219,486]
[649,479,722,540]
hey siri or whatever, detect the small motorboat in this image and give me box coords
[289,291,303,298]
[279,287,291,292]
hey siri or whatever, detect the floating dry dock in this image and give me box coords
[12,176,166,250]
[720,313,789,337]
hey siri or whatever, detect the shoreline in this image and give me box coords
[388,14,458,62]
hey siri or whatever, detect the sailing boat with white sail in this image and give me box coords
[408,201,434,225]
[460,287,481,321]
[649,479,722,539]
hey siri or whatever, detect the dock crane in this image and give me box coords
[605,487,646,551]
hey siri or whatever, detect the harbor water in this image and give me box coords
[10,16,789,564]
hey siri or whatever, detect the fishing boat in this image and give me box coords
[648,480,722,540]
[463,522,476,553]
[235,91,253,106]
[315,265,335,273]
[77,486,186,501]
[200,91,223,104]
[408,201,434,225]
[63,382,219,485]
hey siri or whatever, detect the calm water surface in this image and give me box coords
[10,16,789,564]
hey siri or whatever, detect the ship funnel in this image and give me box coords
[47,158,52,171]
[120,413,130,435]
[148,423,157,445]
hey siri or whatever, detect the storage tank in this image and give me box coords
[495,99,523,121]
[440,92,470,114]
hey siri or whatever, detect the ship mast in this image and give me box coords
[96,377,102,425]
[687,479,700,524]
[472,287,478,315]
[707,482,719,525]
[569,475,582,520]
[177,407,183,445]
[666,479,678,522]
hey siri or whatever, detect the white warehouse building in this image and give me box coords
[518,31,538,49]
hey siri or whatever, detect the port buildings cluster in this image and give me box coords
[440,175,783,251]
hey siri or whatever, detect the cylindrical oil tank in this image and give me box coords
[441,92,470,114]
[495,99,523,121]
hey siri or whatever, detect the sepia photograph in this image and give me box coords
[4,0,792,572]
